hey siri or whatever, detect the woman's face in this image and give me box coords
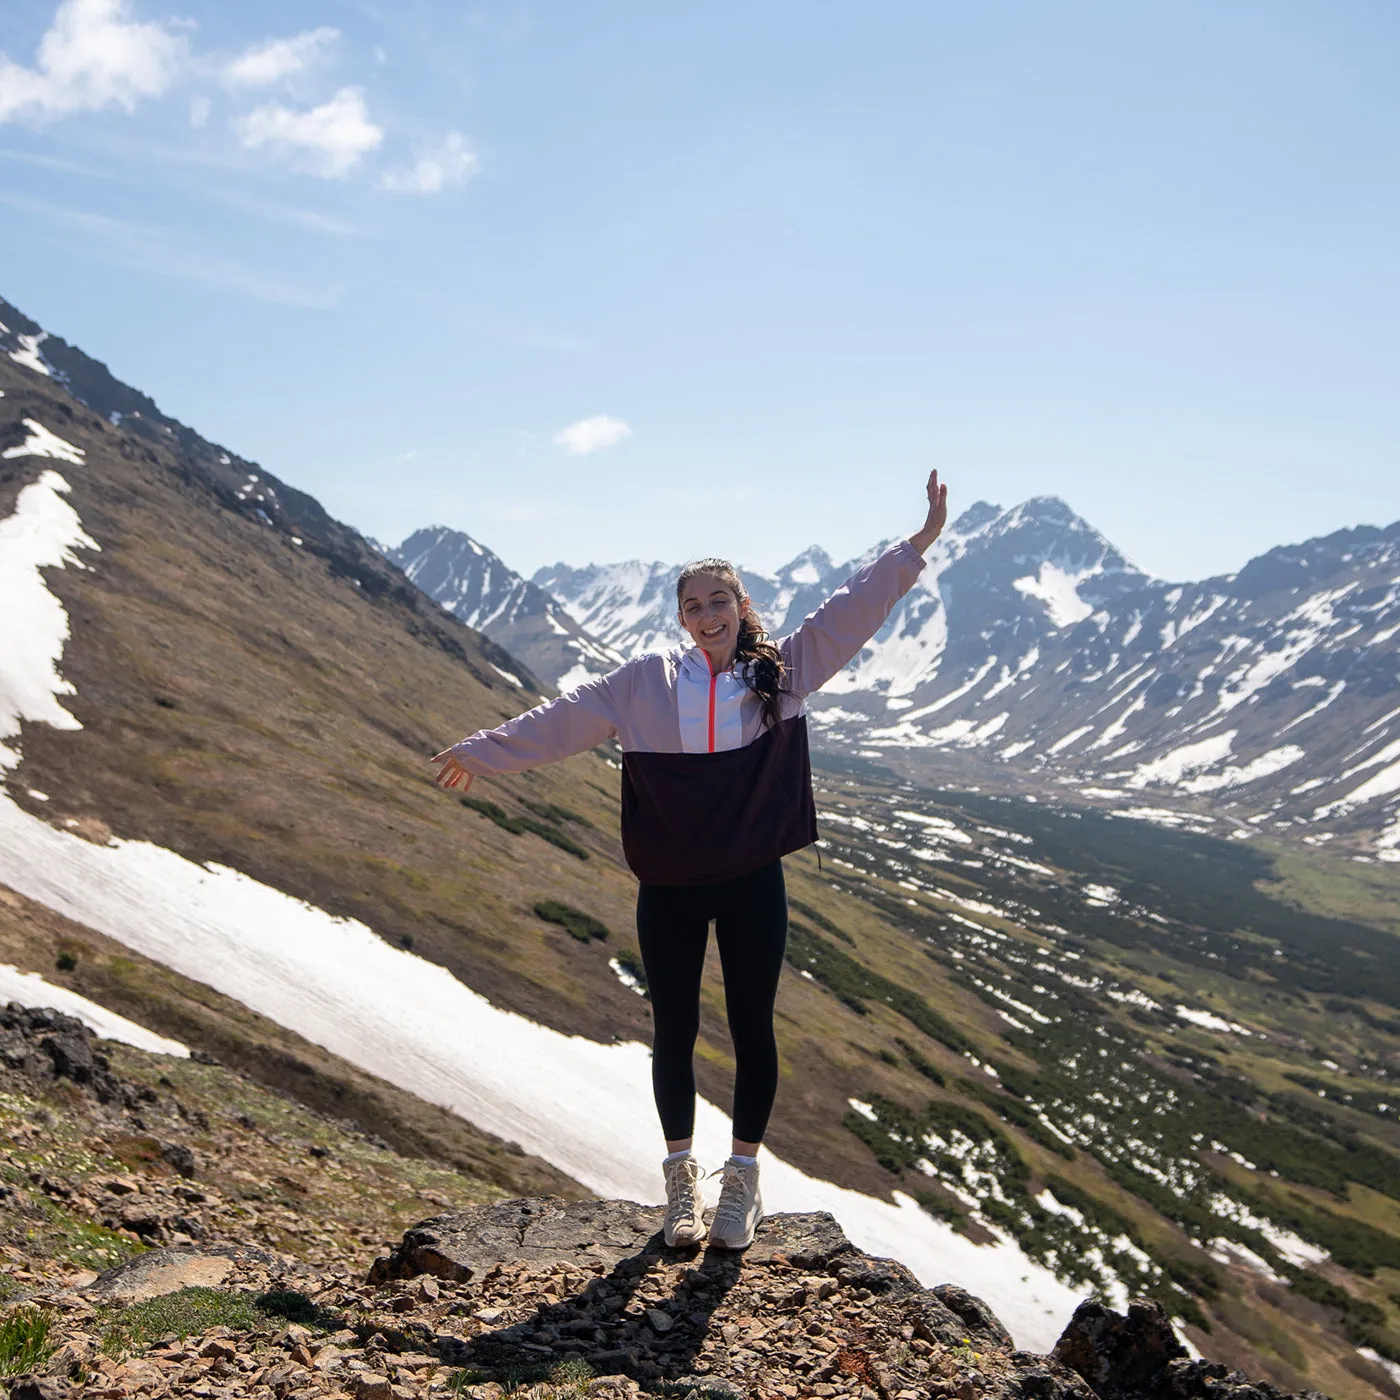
[678,573,743,667]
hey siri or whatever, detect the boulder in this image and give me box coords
[82,1243,282,1302]
[1052,1298,1185,1398]
[368,1194,858,1284]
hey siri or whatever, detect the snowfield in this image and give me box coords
[0,420,1088,1352]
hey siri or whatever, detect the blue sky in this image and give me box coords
[1,1,1397,581]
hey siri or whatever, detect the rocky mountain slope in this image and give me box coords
[397,498,1400,861]
[0,1009,1333,1400]
[4,293,1400,1395]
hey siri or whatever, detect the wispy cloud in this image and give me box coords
[379,130,477,195]
[0,0,187,124]
[234,86,383,178]
[224,28,339,89]
[0,145,118,178]
[553,416,633,455]
[1,193,342,307]
[198,185,364,238]
[491,325,596,353]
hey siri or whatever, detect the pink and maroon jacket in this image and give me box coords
[446,539,926,884]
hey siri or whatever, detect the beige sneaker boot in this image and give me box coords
[707,1157,762,1249]
[662,1154,706,1247]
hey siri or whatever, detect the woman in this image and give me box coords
[432,470,949,1250]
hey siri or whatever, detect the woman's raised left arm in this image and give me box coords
[781,470,949,698]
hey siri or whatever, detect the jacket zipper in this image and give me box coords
[705,650,717,753]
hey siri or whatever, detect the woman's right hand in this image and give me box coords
[431,750,475,792]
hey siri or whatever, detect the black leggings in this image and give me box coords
[635,859,788,1145]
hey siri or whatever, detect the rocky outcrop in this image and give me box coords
[0,1003,141,1109]
[1051,1300,1330,1400]
[3,1192,1339,1400]
[353,1197,1325,1400]
[0,1004,1338,1400]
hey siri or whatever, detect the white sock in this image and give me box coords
[663,1149,692,1164]
[728,1153,757,1166]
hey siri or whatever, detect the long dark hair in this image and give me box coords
[676,558,789,732]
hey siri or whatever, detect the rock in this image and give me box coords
[350,1373,394,1400]
[5,1376,72,1400]
[82,1243,281,1301]
[908,1293,986,1348]
[161,1142,197,1178]
[1163,1358,1330,1400]
[84,1248,232,1300]
[644,1307,674,1333]
[367,1197,665,1282]
[1052,1298,1186,1398]
[933,1283,1014,1349]
[744,1211,855,1268]
[367,1194,865,1286]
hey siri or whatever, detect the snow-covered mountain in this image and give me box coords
[531,543,839,663]
[389,526,622,692]
[527,500,1400,860]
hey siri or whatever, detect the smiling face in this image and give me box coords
[677,572,744,670]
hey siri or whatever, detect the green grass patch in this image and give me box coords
[786,922,973,1054]
[0,1304,58,1377]
[50,1216,147,1273]
[98,1286,340,1358]
[895,1037,946,1086]
[534,900,609,942]
[460,796,589,860]
[788,896,855,945]
[445,1356,595,1396]
[522,800,593,830]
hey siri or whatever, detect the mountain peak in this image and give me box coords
[949,500,1004,535]
[775,544,833,585]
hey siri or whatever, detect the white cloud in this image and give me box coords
[553,416,633,455]
[0,0,187,123]
[225,27,338,88]
[379,130,477,194]
[234,86,383,178]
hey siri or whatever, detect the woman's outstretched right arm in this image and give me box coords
[431,666,628,791]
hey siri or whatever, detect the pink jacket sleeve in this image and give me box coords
[780,539,927,697]
[447,666,627,775]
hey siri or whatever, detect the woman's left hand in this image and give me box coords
[908,469,949,553]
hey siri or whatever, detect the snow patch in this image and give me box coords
[0,963,189,1057]
[1176,1005,1253,1037]
[2,418,85,466]
[1179,745,1304,794]
[1126,732,1235,790]
[0,472,99,770]
[1013,562,1097,627]
[9,333,52,376]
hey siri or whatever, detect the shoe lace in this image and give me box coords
[709,1162,753,1228]
[664,1158,700,1221]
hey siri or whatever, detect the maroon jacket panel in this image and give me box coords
[620,714,818,886]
